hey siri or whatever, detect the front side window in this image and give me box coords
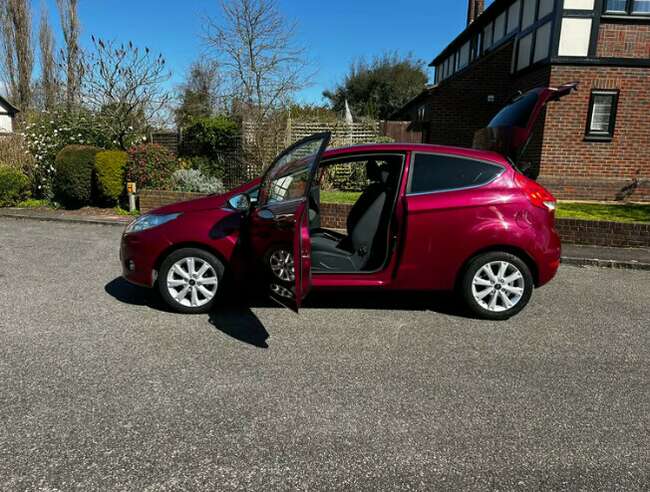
[586,90,619,140]
[408,154,504,194]
[260,135,328,205]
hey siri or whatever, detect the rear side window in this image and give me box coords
[409,153,503,194]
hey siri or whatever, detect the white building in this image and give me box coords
[0,95,19,133]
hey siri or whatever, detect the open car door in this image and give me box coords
[250,132,331,311]
[473,82,578,172]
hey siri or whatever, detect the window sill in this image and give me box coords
[584,135,613,142]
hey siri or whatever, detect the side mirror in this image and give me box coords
[227,193,251,212]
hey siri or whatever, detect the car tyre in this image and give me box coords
[461,252,533,320]
[158,247,225,314]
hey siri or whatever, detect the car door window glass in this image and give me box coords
[260,137,327,206]
[409,154,503,194]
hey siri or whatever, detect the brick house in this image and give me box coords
[394,0,650,201]
[0,95,19,134]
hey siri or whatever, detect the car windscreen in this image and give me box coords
[488,91,539,129]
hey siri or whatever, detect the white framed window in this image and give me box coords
[533,21,552,62]
[508,1,521,33]
[417,105,426,121]
[586,90,619,140]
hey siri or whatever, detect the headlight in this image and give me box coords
[125,213,181,233]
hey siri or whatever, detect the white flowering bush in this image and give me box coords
[22,109,114,198]
[171,169,225,194]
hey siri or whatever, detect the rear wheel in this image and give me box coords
[461,252,533,320]
[158,248,224,314]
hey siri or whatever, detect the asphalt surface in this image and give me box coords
[0,217,649,491]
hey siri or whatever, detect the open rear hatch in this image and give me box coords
[473,82,578,175]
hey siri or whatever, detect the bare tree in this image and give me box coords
[39,4,59,110]
[0,0,34,110]
[82,37,172,149]
[175,59,221,128]
[56,0,81,109]
[204,0,311,118]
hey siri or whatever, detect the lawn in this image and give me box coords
[556,202,650,223]
[320,192,650,223]
[320,191,361,204]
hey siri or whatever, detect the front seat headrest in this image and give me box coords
[366,160,390,184]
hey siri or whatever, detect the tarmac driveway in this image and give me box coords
[0,217,648,490]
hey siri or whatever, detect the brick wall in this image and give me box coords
[555,219,650,248]
[139,189,208,213]
[539,65,650,200]
[597,23,650,59]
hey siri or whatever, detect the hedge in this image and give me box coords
[53,145,101,208]
[95,150,128,205]
[0,166,31,207]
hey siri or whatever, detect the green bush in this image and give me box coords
[95,150,128,204]
[181,116,238,159]
[126,144,178,190]
[0,166,31,207]
[53,145,101,208]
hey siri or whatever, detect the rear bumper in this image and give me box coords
[535,228,561,287]
[120,231,171,288]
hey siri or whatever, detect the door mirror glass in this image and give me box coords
[228,193,251,212]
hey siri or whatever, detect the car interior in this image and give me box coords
[308,154,404,273]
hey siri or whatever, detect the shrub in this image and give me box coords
[0,166,31,207]
[0,134,35,173]
[180,155,226,180]
[126,144,178,190]
[23,108,115,198]
[95,150,128,205]
[53,145,101,208]
[180,116,238,159]
[171,169,225,194]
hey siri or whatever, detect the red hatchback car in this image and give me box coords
[121,83,576,319]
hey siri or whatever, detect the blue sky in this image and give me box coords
[24,0,491,104]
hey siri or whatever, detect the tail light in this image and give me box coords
[514,173,556,212]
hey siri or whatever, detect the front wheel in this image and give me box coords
[158,248,224,314]
[460,252,534,320]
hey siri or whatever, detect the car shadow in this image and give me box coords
[105,277,477,349]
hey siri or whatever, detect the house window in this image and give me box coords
[417,105,426,121]
[605,0,650,14]
[483,22,493,52]
[522,0,537,29]
[538,0,555,18]
[533,21,552,62]
[516,32,534,70]
[494,12,506,42]
[586,90,619,140]
[508,1,521,33]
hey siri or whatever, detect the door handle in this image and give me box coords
[256,209,275,220]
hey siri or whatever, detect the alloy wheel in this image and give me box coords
[166,257,219,308]
[471,260,525,313]
[269,249,295,282]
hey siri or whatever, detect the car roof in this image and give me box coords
[322,142,509,164]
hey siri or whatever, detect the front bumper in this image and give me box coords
[120,230,171,288]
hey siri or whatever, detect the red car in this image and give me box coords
[121,83,576,319]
